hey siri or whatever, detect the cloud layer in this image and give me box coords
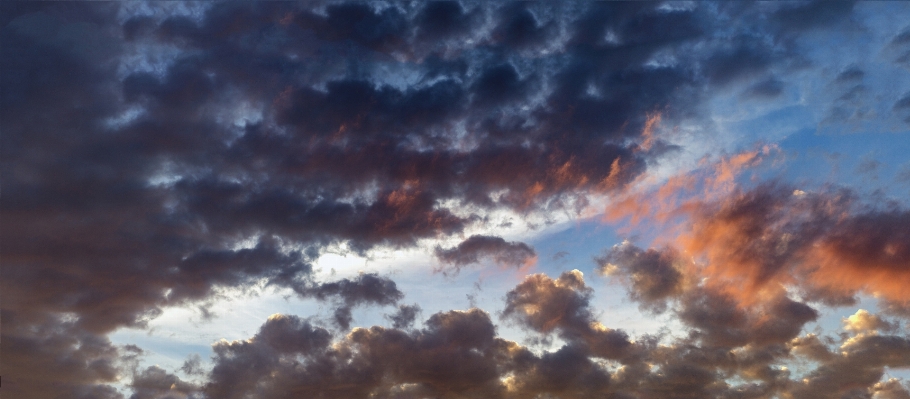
[3,1,909,398]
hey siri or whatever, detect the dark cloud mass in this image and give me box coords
[201,272,908,399]
[435,234,537,271]
[3,1,909,398]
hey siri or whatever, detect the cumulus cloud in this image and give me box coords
[435,235,537,271]
[294,273,404,329]
[596,243,684,313]
[386,303,421,329]
[605,148,910,315]
[198,274,910,399]
[4,1,908,397]
[502,271,639,361]
[130,366,201,399]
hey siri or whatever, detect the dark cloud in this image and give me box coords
[294,273,404,329]
[197,274,909,399]
[598,242,820,351]
[890,29,910,69]
[837,66,865,82]
[502,271,639,361]
[788,333,910,399]
[435,235,536,270]
[129,366,201,399]
[744,77,785,99]
[180,354,204,376]
[1,311,130,399]
[414,1,479,42]
[772,1,856,33]
[299,273,403,307]
[637,180,910,309]
[704,37,778,87]
[204,304,618,399]
[895,92,910,124]
[206,309,511,399]
[872,379,910,399]
[596,243,684,313]
[5,1,905,397]
[386,303,421,329]
[896,93,910,110]
[678,289,818,348]
[489,3,553,49]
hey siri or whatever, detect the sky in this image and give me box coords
[3,1,910,398]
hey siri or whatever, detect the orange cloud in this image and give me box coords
[604,143,910,309]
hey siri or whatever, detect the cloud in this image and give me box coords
[596,243,684,313]
[604,148,910,315]
[435,235,537,271]
[743,77,786,99]
[502,271,639,361]
[4,1,908,397]
[772,1,856,33]
[1,312,131,399]
[788,333,910,399]
[844,309,899,334]
[294,273,404,329]
[198,274,910,399]
[180,354,205,376]
[130,365,201,399]
[386,303,421,329]
[206,309,512,398]
[204,297,620,399]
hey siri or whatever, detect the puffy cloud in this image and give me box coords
[596,243,685,313]
[502,271,639,361]
[605,148,910,315]
[597,148,910,396]
[294,273,404,329]
[4,1,908,397]
[787,333,910,399]
[844,309,899,334]
[872,379,910,399]
[206,309,512,399]
[197,273,910,399]
[129,366,201,399]
[1,311,132,399]
[435,235,537,271]
[386,303,421,329]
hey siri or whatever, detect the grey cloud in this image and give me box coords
[703,37,779,87]
[180,354,204,376]
[597,241,819,350]
[787,333,910,399]
[596,243,684,313]
[872,379,910,399]
[129,366,201,399]
[502,271,639,362]
[1,311,129,399]
[895,93,910,124]
[4,1,898,397]
[195,272,894,399]
[299,273,403,307]
[772,1,856,33]
[435,235,536,270]
[837,66,865,82]
[386,303,421,329]
[489,3,555,49]
[744,77,786,99]
[206,309,511,399]
[295,273,404,329]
